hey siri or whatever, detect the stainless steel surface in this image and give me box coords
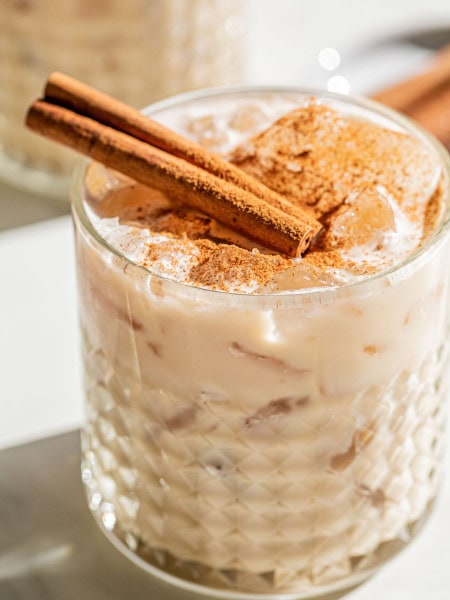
[0,181,68,232]
[0,432,201,600]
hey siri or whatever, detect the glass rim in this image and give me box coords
[71,84,450,307]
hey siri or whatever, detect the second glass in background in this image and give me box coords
[0,0,245,196]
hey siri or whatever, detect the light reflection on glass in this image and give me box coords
[318,47,341,71]
[89,491,102,510]
[327,75,351,94]
[101,504,116,532]
[81,467,93,485]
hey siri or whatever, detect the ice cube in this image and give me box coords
[329,187,397,250]
[228,104,268,133]
[187,114,229,150]
[262,264,339,292]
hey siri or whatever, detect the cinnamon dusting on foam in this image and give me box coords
[85,101,445,293]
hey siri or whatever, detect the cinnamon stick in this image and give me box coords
[26,99,316,257]
[45,72,320,226]
[26,73,323,257]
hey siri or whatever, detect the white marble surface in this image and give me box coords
[0,217,82,450]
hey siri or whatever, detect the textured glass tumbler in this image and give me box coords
[0,0,244,196]
[73,88,450,599]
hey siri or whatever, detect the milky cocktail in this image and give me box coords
[66,87,450,597]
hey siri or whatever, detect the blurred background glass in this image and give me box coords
[0,0,245,199]
[0,0,449,228]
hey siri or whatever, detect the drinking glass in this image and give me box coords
[72,87,450,598]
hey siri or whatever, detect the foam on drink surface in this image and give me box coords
[84,97,444,293]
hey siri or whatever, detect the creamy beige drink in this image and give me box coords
[74,89,450,597]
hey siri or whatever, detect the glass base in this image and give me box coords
[93,519,373,600]
[83,473,434,600]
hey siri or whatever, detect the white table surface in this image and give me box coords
[0,216,449,599]
[0,217,82,450]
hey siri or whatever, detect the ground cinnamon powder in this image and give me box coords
[230,104,438,221]
[189,242,290,291]
[87,102,445,292]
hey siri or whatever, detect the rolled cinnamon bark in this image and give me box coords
[45,72,321,226]
[26,99,318,257]
[372,44,450,147]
